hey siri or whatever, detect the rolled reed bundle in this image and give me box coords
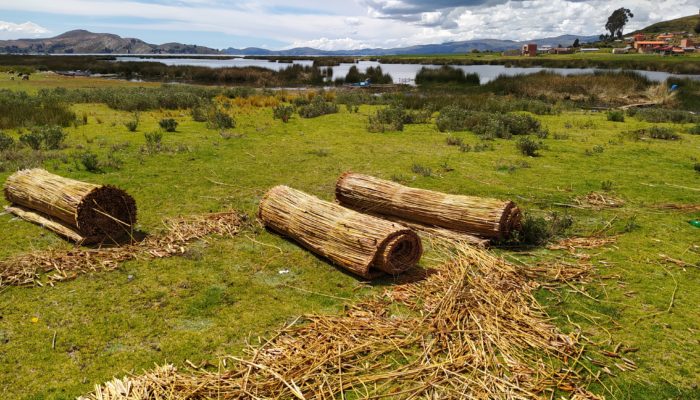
[4,169,136,243]
[336,172,521,241]
[258,185,422,278]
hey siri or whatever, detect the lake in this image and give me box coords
[115,56,700,84]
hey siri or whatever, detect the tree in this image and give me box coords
[605,8,634,39]
[573,38,580,48]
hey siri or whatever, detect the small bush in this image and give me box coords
[516,136,543,156]
[601,180,614,191]
[607,110,625,122]
[273,105,294,123]
[207,110,235,129]
[0,131,14,151]
[124,113,140,132]
[515,212,573,246]
[367,105,405,132]
[159,118,178,132]
[191,104,208,122]
[411,163,432,177]
[298,97,338,118]
[647,126,680,140]
[144,131,163,153]
[627,108,699,124]
[688,124,700,135]
[80,152,101,172]
[19,126,66,150]
[694,163,700,173]
[446,136,464,146]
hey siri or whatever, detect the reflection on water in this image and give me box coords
[116,57,700,84]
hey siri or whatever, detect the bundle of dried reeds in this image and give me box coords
[258,185,422,279]
[336,172,522,241]
[3,169,137,243]
[0,212,243,288]
[81,243,603,400]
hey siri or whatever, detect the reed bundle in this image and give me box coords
[81,244,603,399]
[3,169,137,243]
[0,212,242,288]
[258,185,422,279]
[336,172,522,241]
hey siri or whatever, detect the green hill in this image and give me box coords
[629,13,700,35]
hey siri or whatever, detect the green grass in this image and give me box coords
[0,74,699,399]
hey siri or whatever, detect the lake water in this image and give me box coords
[115,56,700,84]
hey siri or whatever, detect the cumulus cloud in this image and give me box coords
[288,37,372,51]
[0,21,50,39]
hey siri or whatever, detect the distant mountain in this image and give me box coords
[0,30,219,54]
[629,14,700,35]
[222,35,599,56]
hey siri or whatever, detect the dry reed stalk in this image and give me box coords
[3,169,137,244]
[335,172,522,241]
[575,192,625,210]
[81,243,603,400]
[548,236,618,252]
[0,212,243,288]
[652,203,700,212]
[258,185,422,279]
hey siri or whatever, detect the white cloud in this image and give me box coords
[288,37,371,51]
[0,21,50,40]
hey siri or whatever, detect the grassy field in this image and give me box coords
[0,72,699,399]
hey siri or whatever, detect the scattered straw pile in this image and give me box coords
[0,212,243,287]
[336,172,522,241]
[575,192,625,210]
[3,169,137,244]
[258,185,422,279]
[80,244,603,400]
[547,236,618,253]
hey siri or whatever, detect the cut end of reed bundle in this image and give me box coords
[258,185,422,279]
[3,169,137,244]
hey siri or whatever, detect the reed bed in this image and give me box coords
[258,185,422,279]
[0,212,242,287]
[3,169,137,244]
[80,244,603,400]
[336,172,522,241]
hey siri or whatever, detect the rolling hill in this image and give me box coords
[629,13,700,35]
[0,30,219,54]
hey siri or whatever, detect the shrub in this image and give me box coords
[694,163,700,173]
[689,124,700,135]
[516,136,543,156]
[159,118,178,132]
[0,131,14,151]
[367,105,405,132]
[191,104,208,122]
[273,105,294,123]
[0,89,76,129]
[411,163,433,177]
[298,97,338,118]
[19,126,66,150]
[415,66,480,86]
[627,107,699,124]
[124,113,140,132]
[144,131,163,153]
[647,126,680,140]
[601,180,614,191]
[607,110,625,122]
[80,152,101,172]
[446,136,464,146]
[515,212,573,246]
[436,106,471,132]
[207,110,235,129]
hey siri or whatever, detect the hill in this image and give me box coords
[0,30,220,54]
[629,13,700,35]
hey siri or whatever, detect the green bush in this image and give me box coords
[0,89,76,129]
[411,163,432,177]
[516,136,543,156]
[159,118,178,132]
[124,113,140,132]
[367,105,405,132]
[688,124,700,135]
[80,152,101,173]
[207,110,235,129]
[436,106,472,132]
[607,110,625,122]
[297,97,338,118]
[144,131,163,153]
[627,107,699,124]
[445,136,464,146]
[19,126,66,150]
[515,212,573,246]
[191,103,209,122]
[0,131,14,151]
[695,163,700,173]
[627,126,680,141]
[272,105,294,123]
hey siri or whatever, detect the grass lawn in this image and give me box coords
[0,73,699,399]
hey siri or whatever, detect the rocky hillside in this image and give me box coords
[0,30,219,54]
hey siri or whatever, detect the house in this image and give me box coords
[634,41,665,53]
[680,38,694,48]
[579,48,599,52]
[522,43,537,57]
[612,48,628,54]
[549,47,573,54]
[538,45,552,53]
[633,33,646,42]
[657,33,674,41]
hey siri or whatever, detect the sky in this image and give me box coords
[0,1,697,50]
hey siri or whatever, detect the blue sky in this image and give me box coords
[0,1,697,50]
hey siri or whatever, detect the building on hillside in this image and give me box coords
[657,33,674,41]
[538,45,552,53]
[680,38,694,48]
[579,48,599,52]
[549,47,573,54]
[612,48,629,54]
[633,33,646,42]
[634,41,666,53]
[522,43,537,57]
